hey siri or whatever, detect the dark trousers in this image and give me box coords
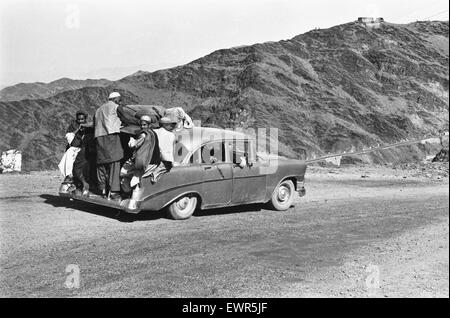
[73,148,89,188]
[97,161,121,192]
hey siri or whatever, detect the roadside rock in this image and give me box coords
[393,161,449,179]
[432,149,449,162]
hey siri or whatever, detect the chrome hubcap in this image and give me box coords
[177,197,190,210]
[278,185,290,203]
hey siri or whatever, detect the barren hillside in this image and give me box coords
[0,78,111,102]
[0,20,448,170]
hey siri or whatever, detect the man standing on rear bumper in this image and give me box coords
[94,92,124,199]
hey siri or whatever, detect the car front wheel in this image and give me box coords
[269,179,295,211]
[167,195,198,220]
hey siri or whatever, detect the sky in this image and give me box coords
[0,0,448,87]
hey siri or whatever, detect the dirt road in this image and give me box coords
[0,165,448,297]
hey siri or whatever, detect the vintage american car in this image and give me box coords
[59,127,307,220]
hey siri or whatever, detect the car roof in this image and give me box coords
[174,127,252,154]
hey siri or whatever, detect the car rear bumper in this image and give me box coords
[58,184,142,214]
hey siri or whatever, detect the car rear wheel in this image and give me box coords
[269,179,295,211]
[167,195,198,220]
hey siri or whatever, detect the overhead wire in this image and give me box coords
[422,9,449,20]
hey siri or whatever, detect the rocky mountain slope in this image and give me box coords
[0,20,448,170]
[0,78,111,102]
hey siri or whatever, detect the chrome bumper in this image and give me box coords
[58,186,142,214]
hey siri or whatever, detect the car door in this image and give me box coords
[197,141,233,208]
[229,139,267,204]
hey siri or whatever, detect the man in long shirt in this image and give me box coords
[94,92,124,199]
[143,115,177,183]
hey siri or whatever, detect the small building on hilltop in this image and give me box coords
[357,17,385,29]
[358,17,384,23]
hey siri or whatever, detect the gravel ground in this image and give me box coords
[0,164,448,297]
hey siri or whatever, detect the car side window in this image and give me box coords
[232,142,245,164]
[231,139,255,163]
[200,142,226,164]
[189,149,201,164]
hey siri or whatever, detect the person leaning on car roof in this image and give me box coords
[141,114,178,183]
[164,107,194,131]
